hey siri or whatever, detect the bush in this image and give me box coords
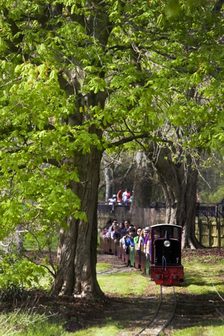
[0,254,47,290]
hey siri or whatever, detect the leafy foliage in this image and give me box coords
[0,254,46,289]
[0,0,224,292]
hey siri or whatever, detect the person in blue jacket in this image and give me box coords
[124,228,135,266]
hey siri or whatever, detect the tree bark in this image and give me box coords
[51,0,112,299]
[52,147,104,298]
[151,147,201,248]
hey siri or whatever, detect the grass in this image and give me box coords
[0,311,65,336]
[183,253,224,295]
[0,311,121,336]
[98,270,149,296]
[171,250,224,336]
[0,250,223,336]
[170,325,224,336]
[0,262,150,336]
[96,262,112,273]
[69,323,121,336]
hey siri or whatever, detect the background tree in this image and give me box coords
[107,0,224,247]
[199,153,224,202]
[100,151,135,203]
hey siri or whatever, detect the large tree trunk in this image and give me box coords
[52,0,111,298]
[151,148,201,248]
[52,147,104,299]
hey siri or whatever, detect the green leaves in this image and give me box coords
[165,0,181,18]
[83,76,106,94]
[0,0,224,292]
[0,255,47,288]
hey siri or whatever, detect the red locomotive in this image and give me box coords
[150,224,184,286]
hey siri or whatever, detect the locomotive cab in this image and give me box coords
[150,224,184,286]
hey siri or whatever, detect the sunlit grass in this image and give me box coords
[0,311,65,336]
[171,324,224,336]
[0,311,121,336]
[0,251,223,336]
[72,323,121,336]
[96,262,111,273]
[183,255,224,295]
[98,270,150,296]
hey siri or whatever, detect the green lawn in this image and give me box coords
[0,249,223,336]
[170,325,224,336]
[171,250,224,336]
[97,270,150,296]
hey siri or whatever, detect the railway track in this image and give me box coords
[134,286,177,336]
[97,265,129,275]
[97,254,178,335]
[97,255,131,275]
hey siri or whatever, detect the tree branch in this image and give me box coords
[107,132,150,148]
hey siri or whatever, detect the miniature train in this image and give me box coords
[100,223,184,286]
[150,224,184,286]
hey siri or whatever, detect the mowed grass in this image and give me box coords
[183,251,224,295]
[0,263,148,336]
[96,262,112,273]
[97,270,150,296]
[66,323,121,336]
[0,250,223,336]
[170,325,224,336]
[171,250,224,336]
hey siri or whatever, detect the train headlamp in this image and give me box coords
[164,240,170,247]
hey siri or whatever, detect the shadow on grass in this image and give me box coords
[0,289,223,335]
[182,269,224,288]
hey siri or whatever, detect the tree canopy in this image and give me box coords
[0,0,224,297]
